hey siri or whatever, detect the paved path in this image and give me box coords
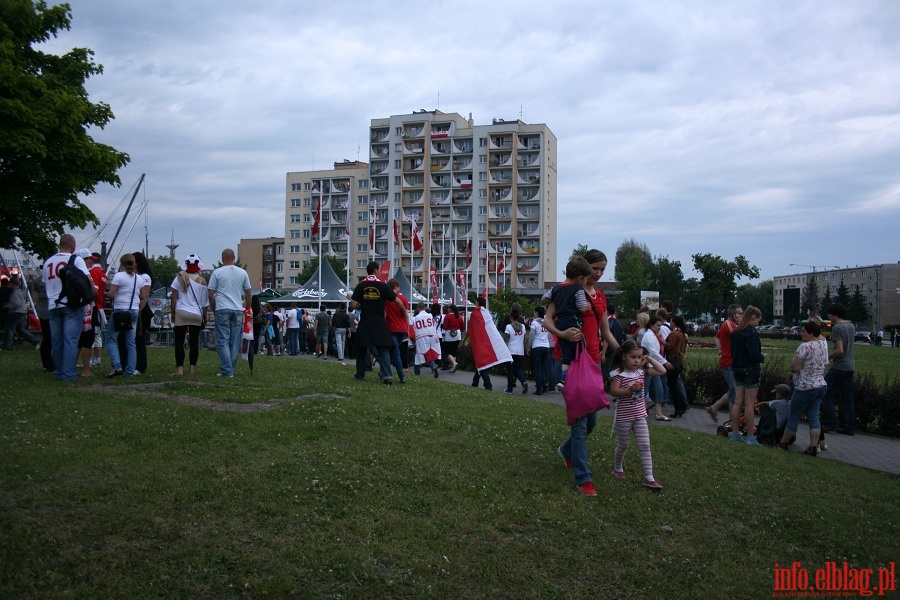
[293,352,900,476]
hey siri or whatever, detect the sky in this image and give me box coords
[39,0,900,284]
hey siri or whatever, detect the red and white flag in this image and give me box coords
[393,219,400,247]
[412,222,423,252]
[311,198,321,237]
[369,227,375,250]
[467,307,512,370]
[464,240,471,268]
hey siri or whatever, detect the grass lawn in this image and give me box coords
[1,347,898,599]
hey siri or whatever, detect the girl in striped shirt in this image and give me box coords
[609,340,667,490]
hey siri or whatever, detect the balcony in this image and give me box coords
[518,170,540,185]
[516,257,539,271]
[431,175,451,188]
[517,274,541,289]
[371,144,389,158]
[518,240,540,254]
[489,153,512,168]
[453,176,473,189]
[403,141,425,155]
[431,191,450,205]
[403,174,425,189]
[518,134,541,150]
[431,141,451,155]
[370,161,388,175]
[452,224,472,237]
[490,135,513,150]
[517,187,540,202]
[452,191,472,203]
[431,124,451,138]
[451,157,472,170]
[371,177,388,191]
[371,192,389,206]
[453,139,473,154]
[370,128,389,143]
[490,187,512,201]
[405,157,424,171]
[402,124,425,138]
[430,157,450,171]
[403,190,424,205]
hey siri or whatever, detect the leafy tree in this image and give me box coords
[737,280,774,322]
[570,244,588,258]
[486,286,534,329]
[148,255,179,292]
[691,253,760,311]
[615,238,653,282]
[652,255,683,310]
[835,280,851,308]
[296,256,347,287]
[847,286,871,324]
[821,286,833,312]
[678,277,703,321]
[800,275,820,316]
[615,251,652,315]
[0,0,130,257]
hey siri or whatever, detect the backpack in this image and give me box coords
[57,255,94,309]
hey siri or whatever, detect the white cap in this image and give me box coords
[75,248,92,259]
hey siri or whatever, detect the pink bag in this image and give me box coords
[562,340,610,426]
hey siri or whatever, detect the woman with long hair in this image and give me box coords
[118,251,153,374]
[105,254,148,377]
[640,315,671,420]
[441,304,464,373]
[169,254,208,375]
[729,305,765,444]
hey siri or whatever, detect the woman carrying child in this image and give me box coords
[609,340,666,490]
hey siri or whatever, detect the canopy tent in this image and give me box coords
[251,287,281,301]
[269,259,352,305]
[391,267,429,306]
[437,275,474,307]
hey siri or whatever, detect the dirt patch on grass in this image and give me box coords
[84,381,347,412]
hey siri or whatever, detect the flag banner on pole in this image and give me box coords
[379,261,391,282]
[412,223,423,252]
[393,219,400,247]
[311,198,321,237]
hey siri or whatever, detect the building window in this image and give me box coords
[480,155,488,163]
[290,214,301,222]
[851,272,856,279]
[289,261,300,269]
[302,245,310,253]
[478,223,486,232]
[304,198,311,207]
[276,245,283,255]
[394,176,401,185]
[395,192,401,201]
[289,245,300,253]
[396,127,402,135]
[276,263,283,273]
[291,183,302,192]
[479,206,487,215]
[291,198,301,207]
[355,211,366,221]
[357,228,367,236]
[358,179,368,188]
[395,143,402,152]
[478,189,487,198]
[478,172,487,181]
[394,160,401,168]
[289,276,298,285]
[861,270,867,277]
[358,195,368,204]
[290,230,300,238]
[357,244,367,252]
[479,137,487,146]
[303,182,311,191]
[303,229,310,238]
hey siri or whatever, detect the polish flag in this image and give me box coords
[464,240,471,268]
[467,306,512,370]
[393,220,400,247]
[412,223,423,252]
[311,199,320,237]
[369,227,375,250]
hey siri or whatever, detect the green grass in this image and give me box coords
[1,347,898,599]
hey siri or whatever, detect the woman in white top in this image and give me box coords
[779,320,829,455]
[640,316,673,421]
[105,254,149,377]
[170,254,209,375]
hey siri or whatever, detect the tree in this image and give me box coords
[570,244,588,258]
[691,253,760,311]
[678,277,703,321]
[836,280,851,308]
[148,255,179,293]
[800,275,820,317]
[614,238,653,283]
[486,286,534,328]
[0,0,130,258]
[652,255,683,310]
[847,286,871,325]
[736,280,774,322]
[296,256,347,288]
[821,286,834,312]
[614,251,652,315]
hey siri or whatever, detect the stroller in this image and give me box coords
[717,405,795,447]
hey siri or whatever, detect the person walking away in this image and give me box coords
[1,277,40,351]
[284,303,301,356]
[527,306,552,395]
[441,304,465,373]
[105,254,148,377]
[42,233,96,382]
[706,304,743,422]
[412,302,442,378]
[608,340,666,490]
[332,304,352,364]
[820,304,856,435]
[465,296,512,391]
[729,306,766,444]
[664,315,690,417]
[170,254,208,375]
[350,261,407,384]
[207,248,252,378]
[314,304,330,358]
[503,307,528,394]
[384,279,409,380]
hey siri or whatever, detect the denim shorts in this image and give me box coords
[732,367,760,389]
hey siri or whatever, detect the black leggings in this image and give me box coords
[174,325,201,367]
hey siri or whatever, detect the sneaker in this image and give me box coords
[433,367,439,379]
[556,382,564,392]
[611,469,626,479]
[449,362,458,374]
[577,481,598,496]
[504,389,514,395]
[215,372,234,378]
[557,445,573,469]
[522,382,528,394]
[642,478,663,490]
[729,432,743,442]
[818,440,828,451]
[340,362,347,366]
[745,436,761,446]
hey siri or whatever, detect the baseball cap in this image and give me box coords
[772,383,792,395]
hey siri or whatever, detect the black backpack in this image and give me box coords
[57,255,94,309]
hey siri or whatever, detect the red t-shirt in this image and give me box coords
[89,264,107,309]
[716,320,736,367]
[385,292,409,334]
[580,289,607,364]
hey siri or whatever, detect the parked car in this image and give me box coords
[855,331,872,343]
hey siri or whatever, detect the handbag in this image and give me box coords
[113,275,138,331]
[562,340,610,426]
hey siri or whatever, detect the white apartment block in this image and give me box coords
[773,263,900,328]
[369,110,557,297]
[284,160,370,287]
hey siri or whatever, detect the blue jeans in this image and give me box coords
[356,345,392,381]
[286,328,300,355]
[334,328,348,360]
[106,309,139,375]
[719,366,737,403]
[49,306,85,382]
[531,347,551,392]
[214,310,244,376]
[3,312,39,349]
[390,332,407,382]
[560,411,598,485]
[821,369,855,431]
[646,374,665,405]
[786,386,826,433]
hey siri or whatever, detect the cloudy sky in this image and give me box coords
[43,0,900,284]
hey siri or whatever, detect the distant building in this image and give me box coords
[773,263,900,328]
[284,110,558,300]
[237,237,284,290]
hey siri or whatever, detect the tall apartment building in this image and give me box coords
[237,237,284,290]
[284,160,370,287]
[369,110,557,298]
[773,263,900,328]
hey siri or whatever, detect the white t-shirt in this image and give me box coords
[529,318,550,348]
[110,271,144,310]
[505,322,526,356]
[208,265,251,311]
[411,310,438,338]
[42,251,90,308]
[170,275,209,316]
[284,308,299,329]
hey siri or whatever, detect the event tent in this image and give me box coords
[269,259,353,305]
